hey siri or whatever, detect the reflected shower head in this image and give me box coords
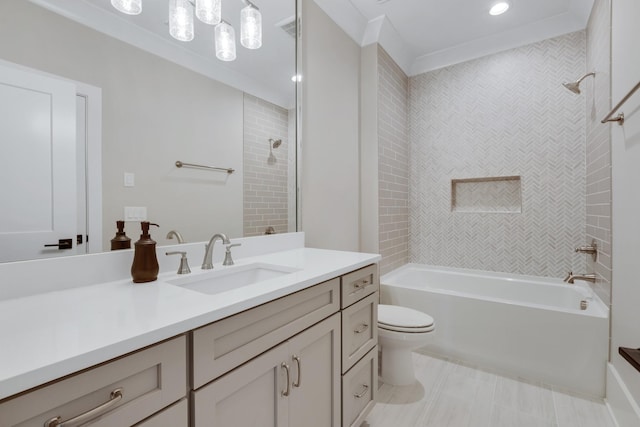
[269,138,282,149]
[562,72,595,94]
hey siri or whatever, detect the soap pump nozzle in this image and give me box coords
[131,222,160,283]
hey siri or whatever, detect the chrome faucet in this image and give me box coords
[201,233,230,269]
[166,230,185,243]
[563,271,597,284]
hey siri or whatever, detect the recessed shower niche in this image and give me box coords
[451,176,522,213]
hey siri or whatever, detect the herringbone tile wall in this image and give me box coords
[408,32,587,278]
[585,0,612,303]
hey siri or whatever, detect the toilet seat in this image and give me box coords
[378,304,435,333]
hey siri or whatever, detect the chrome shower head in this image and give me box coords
[562,72,595,95]
[269,138,282,149]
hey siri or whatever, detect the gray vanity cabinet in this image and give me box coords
[0,263,379,427]
[192,313,341,426]
[0,336,187,427]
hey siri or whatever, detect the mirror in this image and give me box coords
[0,0,297,263]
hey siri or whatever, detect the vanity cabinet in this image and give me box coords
[192,313,341,426]
[0,262,379,427]
[0,335,187,427]
[340,264,379,427]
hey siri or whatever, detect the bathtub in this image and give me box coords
[380,264,609,397]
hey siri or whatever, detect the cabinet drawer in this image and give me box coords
[134,398,188,427]
[0,336,187,427]
[342,347,378,427]
[342,293,378,373]
[192,278,340,389]
[341,264,379,308]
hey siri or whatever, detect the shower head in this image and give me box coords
[563,81,582,94]
[269,138,282,149]
[562,72,595,94]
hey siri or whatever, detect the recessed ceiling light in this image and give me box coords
[489,1,510,15]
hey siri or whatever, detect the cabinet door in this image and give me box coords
[288,313,341,427]
[192,342,290,427]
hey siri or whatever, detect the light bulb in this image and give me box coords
[240,5,262,49]
[489,1,510,15]
[196,0,221,25]
[215,22,236,61]
[169,0,194,42]
[111,0,142,15]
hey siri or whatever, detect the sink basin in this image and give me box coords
[166,263,299,295]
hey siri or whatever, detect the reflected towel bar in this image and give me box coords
[175,161,234,174]
[601,80,640,125]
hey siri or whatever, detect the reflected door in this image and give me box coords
[0,63,77,262]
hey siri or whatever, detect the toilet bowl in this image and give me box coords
[377,304,435,386]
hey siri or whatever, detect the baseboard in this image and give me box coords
[606,363,640,427]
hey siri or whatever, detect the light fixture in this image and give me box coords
[489,1,510,15]
[111,0,142,15]
[215,21,237,61]
[196,0,222,25]
[169,0,195,42]
[240,3,262,49]
[112,0,265,62]
[291,74,302,82]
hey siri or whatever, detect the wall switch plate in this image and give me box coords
[124,206,147,221]
[124,172,135,187]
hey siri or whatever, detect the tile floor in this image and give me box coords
[363,350,616,427]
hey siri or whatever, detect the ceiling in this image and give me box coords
[315,0,595,75]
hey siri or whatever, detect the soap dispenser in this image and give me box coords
[110,220,131,250]
[131,221,160,283]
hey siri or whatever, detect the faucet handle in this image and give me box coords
[223,243,241,266]
[166,251,191,274]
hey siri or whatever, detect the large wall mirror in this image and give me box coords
[0,0,298,263]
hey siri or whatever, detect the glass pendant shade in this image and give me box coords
[111,0,142,15]
[240,6,262,49]
[196,0,221,25]
[215,22,237,61]
[169,0,194,42]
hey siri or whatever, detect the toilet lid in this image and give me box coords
[378,304,434,331]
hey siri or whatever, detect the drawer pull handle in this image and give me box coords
[281,362,291,397]
[354,384,369,399]
[353,279,369,291]
[293,355,302,388]
[45,388,123,427]
[354,323,369,334]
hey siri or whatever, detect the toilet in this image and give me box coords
[377,304,435,386]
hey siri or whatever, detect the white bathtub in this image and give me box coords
[380,264,609,397]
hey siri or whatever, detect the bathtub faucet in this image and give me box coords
[563,271,596,284]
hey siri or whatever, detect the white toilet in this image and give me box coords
[377,304,435,386]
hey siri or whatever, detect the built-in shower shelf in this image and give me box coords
[619,347,640,373]
[451,175,522,213]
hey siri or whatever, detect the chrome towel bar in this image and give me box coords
[601,80,640,125]
[175,161,234,174]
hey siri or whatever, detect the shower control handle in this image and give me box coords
[575,239,598,261]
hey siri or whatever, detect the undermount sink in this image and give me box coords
[166,263,300,295]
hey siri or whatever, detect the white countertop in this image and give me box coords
[0,247,380,401]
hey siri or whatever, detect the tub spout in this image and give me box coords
[563,271,596,284]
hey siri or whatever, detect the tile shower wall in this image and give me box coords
[378,46,410,275]
[408,32,587,277]
[585,0,612,303]
[243,94,290,236]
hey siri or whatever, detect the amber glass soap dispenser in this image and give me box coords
[131,221,160,283]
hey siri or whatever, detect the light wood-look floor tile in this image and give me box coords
[364,351,615,427]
